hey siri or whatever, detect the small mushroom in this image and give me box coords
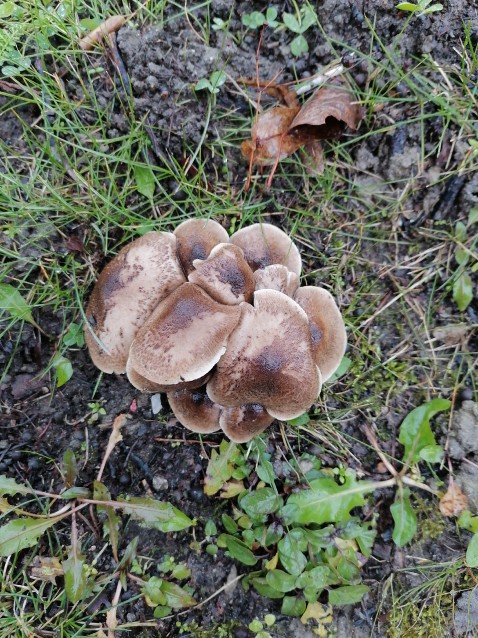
[219,404,275,443]
[167,387,221,434]
[229,223,302,275]
[84,232,186,374]
[293,286,347,381]
[188,243,255,305]
[207,289,321,420]
[174,218,229,275]
[253,264,300,297]
[127,283,241,388]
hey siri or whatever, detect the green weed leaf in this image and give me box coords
[391,489,417,546]
[63,550,87,603]
[290,34,308,57]
[0,283,35,325]
[204,441,240,496]
[327,356,352,383]
[117,496,193,532]
[134,164,155,199]
[159,581,196,609]
[0,2,15,18]
[62,448,77,488]
[453,272,473,312]
[242,11,265,28]
[0,475,32,497]
[278,534,307,576]
[265,569,297,592]
[466,533,478,567]
[398,398,451,464]
[328,584,369,605]
[282,12,301,33]
[0,517,57,556]
[283,471,374,526]
[94,481,120,558]
[51,354,73,387]
[239,488,281,518]
[281,595,307,616]
[252,577,284,598]
[396,2,418,10]
[218,534,257,565]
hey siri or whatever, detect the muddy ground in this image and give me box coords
[1,1,478,637]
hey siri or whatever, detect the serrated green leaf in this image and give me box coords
[453,272,473,312]
[0,283,35,325]
[240,488,281,518]
[281,595,306,616]
[134,164,155,199]
[278,534,307,576]
[0,517,57,556]
[52,355,73,387]
[283,471,374,526]
[398,398,451,463]
[204,441,240,496]
[466,533,478,567]
[218,534,257,565]
[117,496,192,532]
[265,569,297,592]
[328,584,369,605]
[391,489,417,547]
[63,550,86,603]
[0,475,32,497]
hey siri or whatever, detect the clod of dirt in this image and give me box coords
[454,587,478,636]
[447,401,478,460]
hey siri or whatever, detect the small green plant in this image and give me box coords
[242,8,279,30]
[194,70,227,95]
[395,0,444,16]
[281,5,317,57]
[248,614,276,638]
[451,209,478,312]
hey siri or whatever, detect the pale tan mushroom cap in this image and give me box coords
[253,264,300,297]
[84,232,186,374]
[220,404,275,443]
[229,223,302,276]
[207,289,321,420]
[127,283,241,387]
[174,218,229,275]
[293,286,347,382]
[188,243,255,305]
[167,387,221,434]
[127,365,211,394]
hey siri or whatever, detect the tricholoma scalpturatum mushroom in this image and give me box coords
[84,220,346,443]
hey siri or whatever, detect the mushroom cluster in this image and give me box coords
[84,220,346,443]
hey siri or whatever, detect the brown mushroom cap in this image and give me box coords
[167,387,221,434]
[126,366,211,393]
[127,283,241,387]
[207,289,321,420]
[188,243,255,305]
[174,218,229,275]
[219,404,275,443]
[253,264,300,297]
[293,286,347,382]
[229,223,302,276]
[84,232,186,374]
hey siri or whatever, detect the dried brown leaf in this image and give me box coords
[79,15,127,51]
[96,413,127,481]
[30,556,64,584]
[241,105,301,166]
[290,86,363,135]
[439,480,468,517]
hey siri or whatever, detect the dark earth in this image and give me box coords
[1,1,478,636]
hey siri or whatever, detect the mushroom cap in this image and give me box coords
[84,231,186,374]
[188,243,255,305]
[229,223,302,276]
[168,387,221,434]
[293,286,347,382]
[127,283,241,387]
[253,264,300,297]
[126,365,211,394]
[219,404,275,443]
[207,289,321,420]
[174,218,229,275]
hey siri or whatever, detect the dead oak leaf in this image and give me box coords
[439,479,468,517]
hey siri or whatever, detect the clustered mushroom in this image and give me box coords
[84,220,347,443]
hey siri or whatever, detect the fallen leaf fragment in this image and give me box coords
[96,413,127,481]
[79,15,126,51]
[439,479,468,517]
[241,83,363,184]
[30,556,64,584]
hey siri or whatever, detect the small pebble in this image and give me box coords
[152,475,168,491]
[151,394,162,415]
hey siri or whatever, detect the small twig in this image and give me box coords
[294,63,345,96]
[362,424,398,476]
